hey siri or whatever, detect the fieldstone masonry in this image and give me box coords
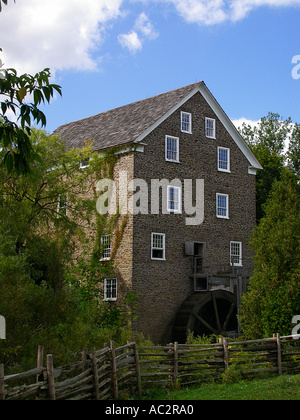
[55,82,262,344]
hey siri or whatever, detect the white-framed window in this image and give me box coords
[104,278,117,301]
[167,185,181,213]
[57,194,68,217]
[218,147,230,172]
[216,193,229,219]
[100,234,111,261]
[80,158,90,169]
[230,242,242,266]
[205,117,216,138]
[151,233,166,260]
[165,135,179,163]
[181,112,192,134]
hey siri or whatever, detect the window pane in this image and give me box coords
[105,278,117,300]
[168,186,180,212]
[152,249,163,259]
[166,136,178,161]
[153,234,163,249]
[231,242,242,265]
[206,118,215,138]
[181,112,191,132]
[101,235,111,259]
[219,148,228,170]
[217,194,228,217]
[152,233,165,260]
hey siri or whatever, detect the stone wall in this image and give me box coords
[131,91,256,344]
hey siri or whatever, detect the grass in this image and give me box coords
[142,374,300,400]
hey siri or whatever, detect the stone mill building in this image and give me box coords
[55,82,262,344]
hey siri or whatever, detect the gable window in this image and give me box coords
[167,185,181,213]
[104,278,117,301]
[151,233,165,260]
[80,158,90,169]
[218,147,230,172]
[206,118,216,138]
[165,135,179,163]
[100,234,111,261]
[181,112,192,134]
[216,193,229,219]
[230,242,242,266]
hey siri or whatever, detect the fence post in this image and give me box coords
[276,334,282,375]
[174,342,179,387]
[0,364,4,400]
[37,345,44,369]
[46,355,56,401]
[36,345,44,384]
[91,347,100,400]
[82,348,89,373]
[110,341,118,400]
[223,337,229,371]
[133,343,142,397]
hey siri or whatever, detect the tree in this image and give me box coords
[239,113,293,222]
[0,131,133,368]
[1,0,62,174]
[240,172,300,339]
[0,66,62,174]
[287,123,300,177]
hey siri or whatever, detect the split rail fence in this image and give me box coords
[1,334,300,400]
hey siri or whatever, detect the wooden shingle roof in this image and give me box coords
[54,82,201,151]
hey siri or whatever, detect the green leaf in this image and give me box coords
[17,86,27,102]
[4,152,14,174]
[0,101,7,115]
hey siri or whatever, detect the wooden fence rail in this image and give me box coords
[1,334,300,400]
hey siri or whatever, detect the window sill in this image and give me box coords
[218,169,231,174]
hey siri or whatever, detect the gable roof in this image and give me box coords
[54,82,200,152]
[54,81,262,171]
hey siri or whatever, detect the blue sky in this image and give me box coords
[1,0,300,133]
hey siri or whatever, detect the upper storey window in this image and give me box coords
[218,147,230,173]
[165,135,179,163]
[205,117,216,139]
[181,112,192,134]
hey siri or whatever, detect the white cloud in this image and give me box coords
[232,117,260,130]
[134,12,159,40]
[0,0,124,75]
[118,31,143,54]
[118,13,159,54]
[162,0,300,25]
[168,0,228,25]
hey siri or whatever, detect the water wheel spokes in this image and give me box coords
[212,292,221,332]
[190,290,237,337]
[222,301,236,332]
[172,290,238,343]
[191,311,219,335]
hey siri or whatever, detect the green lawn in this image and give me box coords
[145,374,300,400]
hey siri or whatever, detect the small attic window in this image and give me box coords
[181,112,192,134]
[80,158,90,169]
[205,118,216,139]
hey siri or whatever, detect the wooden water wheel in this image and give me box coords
[173,290,238,343]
